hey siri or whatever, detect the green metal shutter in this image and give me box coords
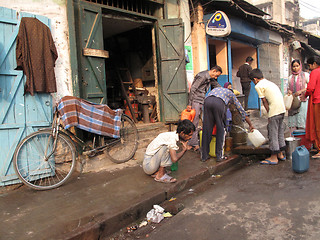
[157,18,188,122]
[76,1,107,104]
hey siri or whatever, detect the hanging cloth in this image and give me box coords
[15,17,58,95]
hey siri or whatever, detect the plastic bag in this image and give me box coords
[146,205,164,223]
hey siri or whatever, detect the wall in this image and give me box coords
[281,42,289,94]
[191,3,208,75]
[232,47,257,69]
[215,41,228,73]
[0,0,72,101]
[166,0,179,18]
[273,0,285,24]
[258,43,281,87]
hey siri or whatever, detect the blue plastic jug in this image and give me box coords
[292,145,309,173]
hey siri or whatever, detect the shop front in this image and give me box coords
[68,0,189,123]
[203,12,281,110]
[190,1,284,111]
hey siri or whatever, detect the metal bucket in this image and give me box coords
[285,137,301,160]
[230,125,247,147]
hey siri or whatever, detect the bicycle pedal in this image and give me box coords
[83,150,96,157]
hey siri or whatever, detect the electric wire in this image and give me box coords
[299,0,320,17]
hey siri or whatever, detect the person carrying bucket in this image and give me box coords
[249,68,286,165]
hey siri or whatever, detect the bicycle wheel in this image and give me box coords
[14,129,76,190]
[104,114,138,163]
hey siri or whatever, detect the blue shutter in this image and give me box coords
[0,8,53,186]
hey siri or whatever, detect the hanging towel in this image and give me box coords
[57,96,123,138]
[15,17,58,95]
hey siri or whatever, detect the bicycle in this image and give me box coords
[13,100,139,190]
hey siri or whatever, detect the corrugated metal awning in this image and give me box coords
[300,41,320,57]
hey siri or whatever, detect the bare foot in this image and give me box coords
[277,152,286,161]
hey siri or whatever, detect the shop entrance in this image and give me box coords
[75,1,157,123]
[231,41,259,109]
[208,38,228,86]
[74,1,188,124]
[102,16,156,123]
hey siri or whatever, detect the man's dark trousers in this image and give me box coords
[201,96,226,160]
[241,81,251,111]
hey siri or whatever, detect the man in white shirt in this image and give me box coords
[143,119,195,183]
[249,68,286,165]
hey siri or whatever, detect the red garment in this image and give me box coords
[305,67,320,103]
[15,17,58,95]
[305,66,320,145]
[313,104,320,150]
[305,94,316,142]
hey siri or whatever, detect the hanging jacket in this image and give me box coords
[15,17,58,95]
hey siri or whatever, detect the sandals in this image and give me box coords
[312,153,320,159]
[151,170,171,178]
[277,153,286,161]
[154,173,177,183]
[217,156,228,162]
[260,159,278,165]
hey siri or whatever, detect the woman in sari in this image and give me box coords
[286,59,309,135]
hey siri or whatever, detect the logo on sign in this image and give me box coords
[206,11,231,37]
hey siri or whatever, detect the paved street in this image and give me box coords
[112,157,320,240]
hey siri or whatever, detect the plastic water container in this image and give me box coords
[247,129,266,148]
[292,145,309,173]
[180,108,196,122]
[284,94,293,110]
[199,130,223,157]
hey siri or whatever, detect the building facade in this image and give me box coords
[0,0,191,186]
[247,0,300,27]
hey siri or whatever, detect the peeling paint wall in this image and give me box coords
[0,0,72,100]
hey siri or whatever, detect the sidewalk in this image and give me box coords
[0,111,273,240]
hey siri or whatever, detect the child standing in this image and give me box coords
[249,69,286,165]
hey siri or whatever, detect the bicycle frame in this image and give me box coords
[13,101,138,190]
[45,109,121,158]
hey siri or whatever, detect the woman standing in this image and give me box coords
[305,56,320,159]
[286,59,309,134]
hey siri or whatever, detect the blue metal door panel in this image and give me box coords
[248,81,259,109]
[0,8,52,186]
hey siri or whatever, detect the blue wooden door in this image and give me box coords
[0,8,53,186]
